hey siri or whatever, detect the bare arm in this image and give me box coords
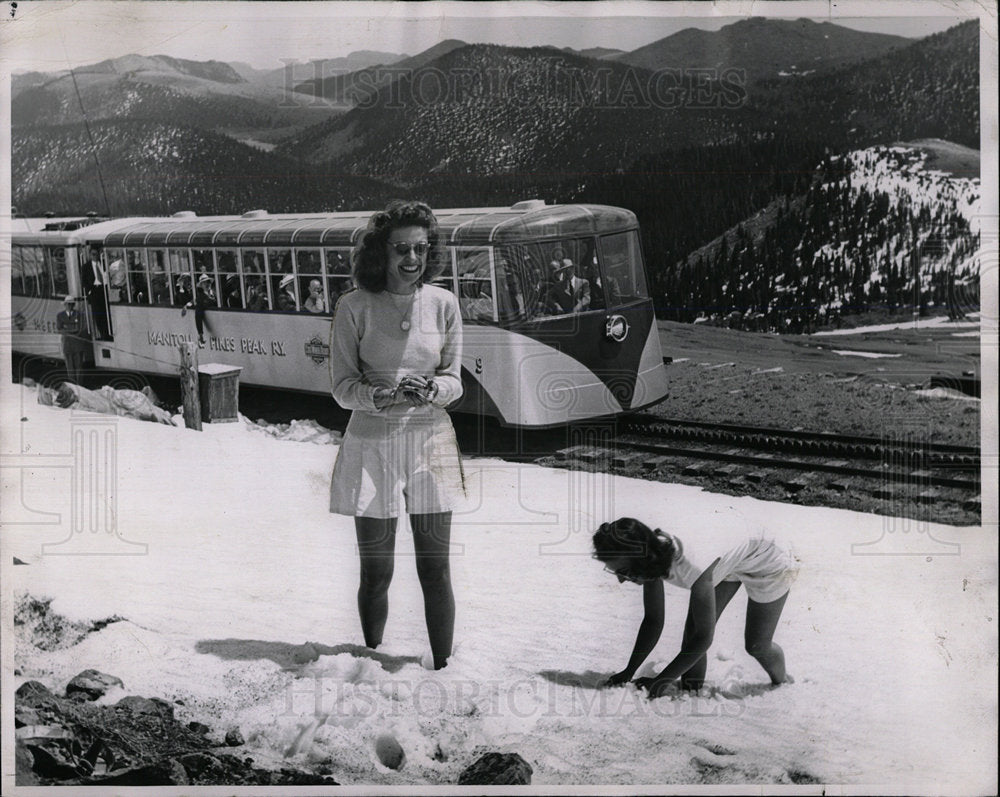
[604,579,664,685]
[638,561,719,696]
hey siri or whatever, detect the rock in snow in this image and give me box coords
[65,669,124,701]
[458,751,533,785]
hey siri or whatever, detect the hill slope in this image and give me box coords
[291,40,467,103]
[277,21,977,182]
[668,143,981,326]
[11,121,396,216]
[11,54,341,137]
[616,17,911,80]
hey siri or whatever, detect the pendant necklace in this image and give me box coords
[387,287,418,331]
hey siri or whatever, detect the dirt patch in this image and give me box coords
[652,361,979,447]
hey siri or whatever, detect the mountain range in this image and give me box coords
[10,17,981,321]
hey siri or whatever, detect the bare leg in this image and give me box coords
[680,580,741,690]
[410,512,455,669]
[745,591,790,684]
[355,517,397,649]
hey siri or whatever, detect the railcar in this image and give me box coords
[8,201,669,426]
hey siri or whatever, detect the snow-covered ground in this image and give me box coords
[2,384,996,792]
[812,312,981,337]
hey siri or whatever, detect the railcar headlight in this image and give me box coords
[605,314,629,342]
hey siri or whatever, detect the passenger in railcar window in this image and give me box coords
[131,274,149,305]
[174,274,193,308]
[151,269,171,305]
[328,278,353,311]
[245,276,268,311]
[304,278,327,313]
[276,273,297,311]
[224,274,243,309]
[108,258,126,303]
[562,258,591,312]
[545,259,576,315]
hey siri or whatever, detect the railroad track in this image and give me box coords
[546,416,981,515]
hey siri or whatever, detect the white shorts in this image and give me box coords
[329,407,464,518]
[717,538,799,604]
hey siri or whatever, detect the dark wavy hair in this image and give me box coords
[592,517,675,581]
[352,200,444,293]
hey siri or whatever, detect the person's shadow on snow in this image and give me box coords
[195,639,421,672]
[538,669,609,689]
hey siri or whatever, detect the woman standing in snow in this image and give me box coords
[328,200,464,670]
[593,517,796,696]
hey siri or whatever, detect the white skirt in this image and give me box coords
[329,407,465,518]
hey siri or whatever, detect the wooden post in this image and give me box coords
[179,342,202,431]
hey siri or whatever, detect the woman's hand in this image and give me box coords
[396,375,437,407]
[600,670,634,688]
[633,676,673,699]
[372,387,397,410]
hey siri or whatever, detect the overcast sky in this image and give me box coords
[0,1,979,73]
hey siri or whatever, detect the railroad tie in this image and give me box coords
[577,447,609,464]
[917,489,942,505]
[611,451,644,468]
[643,455,671,472]
[781,477,810,493]
[963,495,981,513]
[555,445,591,461]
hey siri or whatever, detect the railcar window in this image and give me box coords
[268,248,295,311]
[18,246,45,297]
[431,248,456,295]
[324,248,353,312]
[125,249,149,304]
[149,250,172,305]
[496,238,597,320]
[599,231,648,304]
[241,249,269,311]
[296,249,325,314]
[47,247,69,298]
[456,248,495,323]
[11,245,25,295]
[192,249,219,308]
[493,255,527,322]
[106,248,127,303]
[217,250,240,309]
[165,249,189,307]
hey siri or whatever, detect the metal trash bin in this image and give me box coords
[197,363,242,423]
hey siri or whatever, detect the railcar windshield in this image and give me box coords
[10,244,69,299]
[493,230,648,323]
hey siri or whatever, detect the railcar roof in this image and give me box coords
[15,204,637,248]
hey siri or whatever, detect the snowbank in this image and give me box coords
[2,385,996,791]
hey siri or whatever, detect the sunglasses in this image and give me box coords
[389,241,430,258]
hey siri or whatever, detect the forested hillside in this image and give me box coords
[12,121,393,216]
[666,144,980,328]
[742,20,979,149]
